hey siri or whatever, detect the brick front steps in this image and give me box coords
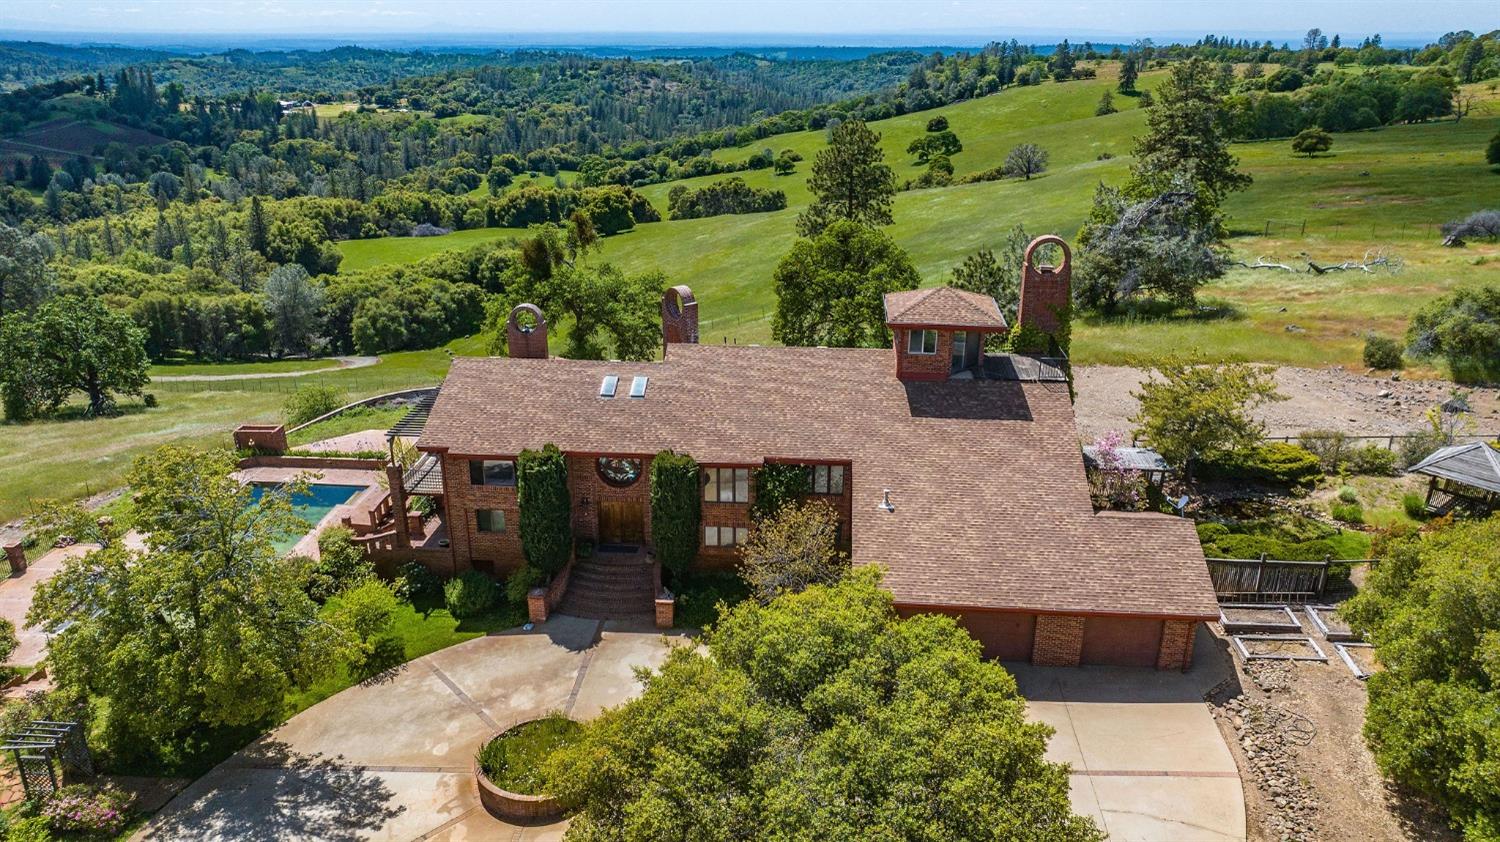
[555,550,655,620]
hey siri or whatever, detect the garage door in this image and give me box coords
[957,611,1037,661]
[1081,616,1164,667]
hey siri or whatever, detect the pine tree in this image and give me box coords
[152,213,176,260]
[1119,56,1139,93]
[795,120,895,237]
[246,195,269,257]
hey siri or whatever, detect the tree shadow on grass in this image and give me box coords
[139,739,406,841]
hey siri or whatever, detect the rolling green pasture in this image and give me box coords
[147,356,343,377]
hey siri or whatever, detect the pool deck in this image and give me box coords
[231,467,383,558]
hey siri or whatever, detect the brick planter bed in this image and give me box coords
[472,719,573,822]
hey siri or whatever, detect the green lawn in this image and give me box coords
[283,596,526,716]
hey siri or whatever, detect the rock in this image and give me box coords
[1378,390,1392,398]
[1390,373,1401,381]
[1285,324,1305,333]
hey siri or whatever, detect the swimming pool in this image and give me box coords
[249,482,368,555]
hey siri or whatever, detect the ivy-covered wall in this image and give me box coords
[517,443,572,574]
[751,462,812,522]
[650,450,701,578]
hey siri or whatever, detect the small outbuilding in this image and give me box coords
[1409,442,1500,515]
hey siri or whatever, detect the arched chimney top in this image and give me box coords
[1023,235,1072,274]
[507,303,546,334]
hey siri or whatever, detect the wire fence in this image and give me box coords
[1229,217,1449,240]
[149,374,418,395]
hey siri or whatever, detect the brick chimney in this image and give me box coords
[1016,235,1072,338]
[661,285,698,352]
[506,303,548,359]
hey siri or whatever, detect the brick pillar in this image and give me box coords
[1015,235,1072,340]
[386,463,410,549]
[654,593,674,629]
[661,285,698,353]
[3,543,24,576]
[527,587,549,624]
[1156,620,1198,671]
[507,303,548,359]
[1032,614,1085,666]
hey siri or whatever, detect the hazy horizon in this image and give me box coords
[2,0,1491,49]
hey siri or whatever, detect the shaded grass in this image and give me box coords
[286,404,409,447]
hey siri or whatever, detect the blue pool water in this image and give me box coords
[249,482,367,554]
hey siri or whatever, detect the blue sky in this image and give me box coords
[0,0,1489,44]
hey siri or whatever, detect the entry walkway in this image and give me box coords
[135,616,687,841]
[1012,627,1246,841]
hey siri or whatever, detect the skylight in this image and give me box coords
[600,375,618,398]
[629,375,648,398]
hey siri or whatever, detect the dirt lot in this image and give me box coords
[1075,365,1500,440]
[1207,602,1457,842]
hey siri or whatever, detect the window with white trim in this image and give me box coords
[906,329,938,355]
[703,525,749,547]
[703,467,750,503]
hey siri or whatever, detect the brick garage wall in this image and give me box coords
[894,328,953,381]
[441,453,524,575]
[1031,614,1085,666]
[568,454,654,544]
[1156,620,1198,671]
[1081,615,1165,667]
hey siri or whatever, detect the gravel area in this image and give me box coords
[1075,365,1500,440]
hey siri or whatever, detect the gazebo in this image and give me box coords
[1082,445,1172,488]
[1408,442,1500,515]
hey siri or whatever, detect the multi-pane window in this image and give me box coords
[469,459,516,487]
[809,464,846,495]
[907,329,938,355]
[475,509,506,533]
[703,525,749,547]
[703,467,750,503]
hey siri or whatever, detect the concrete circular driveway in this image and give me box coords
[136,616,687,841]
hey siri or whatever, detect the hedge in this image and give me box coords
[650,451,701,579]
[1201,442,1322,487]
[517,443,572,574]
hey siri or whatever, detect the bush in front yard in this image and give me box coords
[282,385,347,426]
[444,571,498,618]
[650,450,702,579]
[393,561,443,603]
[308,526,374,602]
[517,444,572,574]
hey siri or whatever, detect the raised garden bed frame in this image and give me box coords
[1231,634,1328,662]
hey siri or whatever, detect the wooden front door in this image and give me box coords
[597,500,645,545]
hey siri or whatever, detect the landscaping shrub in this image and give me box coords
[1201,443,1322,487]
[478,713,583,794]
[1330,501,1365,524]
[308,526,374,602]
[1401,492,1427,520]
[672,571,749,629]
[505,564,545,607]
[1346,445,1398,476]
[393,561,442,603]
[41,783,133,835]
[283,385,346,426]
[444,570,498,618]
[649,451,701,578]
[6,816,52,842]
[1338,486,1359,504]
[1362,334,1404,370]
[1297,429,1348,471]
[516,444,571,574]
[738,500,849,603]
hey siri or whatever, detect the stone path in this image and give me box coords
[0,543,95,667]
[152,356,379,382]
[135,616,689,841]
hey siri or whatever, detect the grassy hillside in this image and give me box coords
[341,72,1500,358]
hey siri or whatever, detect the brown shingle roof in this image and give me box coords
[418,345,1216,620]
[884,286,1008,330]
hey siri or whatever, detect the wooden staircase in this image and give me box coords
[555,548,656,620]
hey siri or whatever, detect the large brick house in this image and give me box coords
[413,237,1218,669]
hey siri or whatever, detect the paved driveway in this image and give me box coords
[1012,628,1246,842]
[136,616,687,841]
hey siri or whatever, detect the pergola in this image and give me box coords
[1409,442,1500,515]
[1082,445,1173,487]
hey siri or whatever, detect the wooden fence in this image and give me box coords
[1206,555,1376,603]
